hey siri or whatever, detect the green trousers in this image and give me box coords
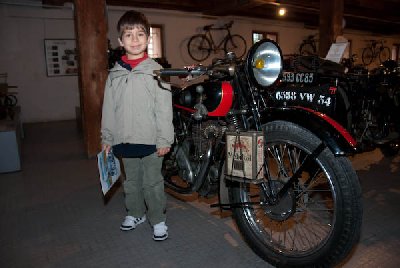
[122,153,166,226]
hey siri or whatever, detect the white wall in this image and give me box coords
[0,2,399,123]
[0,3,78,123]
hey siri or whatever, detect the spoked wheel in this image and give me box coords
[4,95,18,106]
[224,34,247,59]
[361,47,374,65]
[228,121,362,267]
[378,46,391,63]
[187,34,212,62]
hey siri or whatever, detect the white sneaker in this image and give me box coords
[120,215,146,231]
[153,222,168,241]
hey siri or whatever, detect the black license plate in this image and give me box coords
[272,84,338,114]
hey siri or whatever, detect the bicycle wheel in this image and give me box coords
[4,95,17,107]
[224,34,247,59]
[378,46,391,63]
[299,42,316,55]
[187,34,211,62]
[361,47,374,65]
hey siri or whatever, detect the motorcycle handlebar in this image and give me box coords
[154,63,235,78]
[154,68,207,77]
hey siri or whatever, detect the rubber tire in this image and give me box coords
[361,47,374,65]
[224,34,247,59]
[379,46,391,63]
[4,95,18,106]
[229,121,363,268]
[187,34,211,62]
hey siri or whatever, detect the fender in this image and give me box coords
[260,106,357,156]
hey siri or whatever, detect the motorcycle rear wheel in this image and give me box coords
[229,121,362,267]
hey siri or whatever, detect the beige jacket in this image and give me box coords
[101,58,173,149]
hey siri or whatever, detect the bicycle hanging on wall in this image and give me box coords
[187,21,247,62]
[299,34,318,55]
[361,39,391,65]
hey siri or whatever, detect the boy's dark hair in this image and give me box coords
[117,10,150,38]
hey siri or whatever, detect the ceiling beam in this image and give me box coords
[42,0,70,6]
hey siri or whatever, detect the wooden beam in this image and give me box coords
[203,0,272,16]
[74,0,108,158]
[106,0,203,12]
[319,0,344,57]
[42,0,70,6]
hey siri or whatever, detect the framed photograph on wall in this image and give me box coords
[44,39,78,77]
[252,31,279,45]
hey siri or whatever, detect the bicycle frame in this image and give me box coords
[204,26,233,52]
[369,42,379,59]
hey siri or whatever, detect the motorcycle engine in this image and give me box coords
[190,120,226,159]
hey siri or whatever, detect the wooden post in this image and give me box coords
[319,0,344,57]
[74,0,108,158]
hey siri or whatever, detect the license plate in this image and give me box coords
[272,84,337,113]
[281,72,315,84]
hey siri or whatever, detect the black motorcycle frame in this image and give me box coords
[156,39,362,267]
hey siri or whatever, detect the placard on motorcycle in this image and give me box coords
[225,131,264,181]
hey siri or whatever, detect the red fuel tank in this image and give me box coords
[173,81,234,117]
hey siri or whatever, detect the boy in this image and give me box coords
[101,10,173,241]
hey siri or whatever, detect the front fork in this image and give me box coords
[212,142,327,210]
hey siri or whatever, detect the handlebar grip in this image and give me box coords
[155,69,190,77]
[154,68,207,77]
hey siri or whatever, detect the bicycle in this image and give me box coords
[299,34,318,55]
[361,39,391,66]
[0,73,18,120]
[187,21,247,62]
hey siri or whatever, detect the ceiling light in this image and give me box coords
[278,7,286,16]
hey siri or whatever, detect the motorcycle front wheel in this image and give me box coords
[229,121,363,268]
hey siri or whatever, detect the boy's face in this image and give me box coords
[118,25,149,60]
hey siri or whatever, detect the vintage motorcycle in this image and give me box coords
[344,59,400,155]
[274,54,400,156]
[154,39,362,267]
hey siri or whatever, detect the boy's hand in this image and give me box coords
[157,147,170,156]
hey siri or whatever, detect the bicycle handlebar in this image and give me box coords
[203,20,234,31]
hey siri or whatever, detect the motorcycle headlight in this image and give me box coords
[246,39,283,88]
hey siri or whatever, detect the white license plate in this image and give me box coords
[282,72,315,84]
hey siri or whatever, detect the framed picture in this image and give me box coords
[252,31,279,44]
[44,39,78,77]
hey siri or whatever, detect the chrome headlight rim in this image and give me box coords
[245,39,283,89]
